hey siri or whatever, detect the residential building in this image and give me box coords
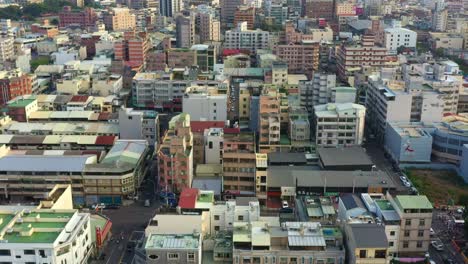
[119,108,159,146]
[195,12,221,43]
[190,121,227,165]
[266,4,288,27]
[58,7,98,28]
[0,37,14,63]
[259,88,281,147]
[182,86,227,121]
[289,106,310,144]
[31,20,59,38]
[158,113,194,193]
[145,233,202,264]
[345,224,389,264]
[191,45,216,72]
[210,197,260,234]
[102,8,136,31]
[271,61,288,86]
[114,31,150,68]
[432,1,448,31]
[234,6,256,30]
[429,32,464,50]
[159,0,183,17]
[275,41,320,76]
[299,72,336,111]
[176,14,196,48]
[384,26,417,55]
[389,195,433,257]
[5,97,38,122]
[313,103,366,147]
[0,70,33,106]
[304,0,335,21]
[372,197,401,257]
[384,122,433,163]
[336,35,388,82]
[0,209,93,264]
[0,139,150,204]
[232,221,345,264]
[224,22,270,53]
[222,132,256,195]
[255,153,268,202]
[204,127,224,164]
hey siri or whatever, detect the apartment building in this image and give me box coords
[255,153,268,202]
[195,12,221,43]
[0,37,14,63]
[159,0,182,17]
[204,127,224,164]
[222,133,256,195]
[0,209,93,264]
[336,35,388,82]
[233,221,345,264]
[182,86,227,121]
[234,6,256,30]
[192,45,216,72]
[118,108,159,146]
[313,103,366,147]
[145,233,202,264]
[0,70,33,106]
[303,0,335,20]
[258,88,281,147]
[224,22,270,53]
[114,31,150,68]
[389,195,433,257]
[5,97,38,122]
[289,106,310,144]
[383,26,417,55]
[31,20,59,38]
[299,72,336,111]
[432,1,448,32]
[275,40,320,76]
[345,224,389,264]
[58,7,98,28]
[103,8,136,31]
[176,14,196,48]
[0,139,150,204]
[210,197,260,234]
[429,32,464,50]
[220,0,245,28]
[158,113,194,193]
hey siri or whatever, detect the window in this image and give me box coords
[0,250,10,256]
[375,250,386,258]
[404,230,410,237]
[417,241,423,248]
[403,241,409,248]
[419,219,425,226]
[24,250,35,255]
[168,253,179,260]
[418,230,424,237]
[390,231,395,236]
[389,241,394,247]
[209,142,213,149]
[359,250,367,258]
[405,219,411,226]
[214,226,220,231]
[238,215,244,221]
[39,250,46,258]
[148,255,159,260]
[187,252,195,262]
[214,215,220,220]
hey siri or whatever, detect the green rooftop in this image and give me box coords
[280,134,291,145]
[14,222,67,229]
[197,192,214,203]
[27,212,74,219]
[395,195,433,210]
[322,227,342,238]
[0,214,15,233]
[3,231,61,243]
[91,215,108,243]
[375,199,395,211]
[8,98,36,108]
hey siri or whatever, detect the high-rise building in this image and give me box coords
[224,22,270,52]
[432,0,448,31]
[196,12,221,43]
[114,31,150,68]
[0,37,14,63]
[176,14,196,48]
[336,34,387,82]
[220,0,245,28]
[275,40,320,76]
[59,6,97,28]
[258,88,281,147]
[234,6,256,30]
[182,85,227,121]
[383,25,417,55]
[160,0,183,17]
[102,8,136,31]
[304,0,335,21]
[158,113,194,193]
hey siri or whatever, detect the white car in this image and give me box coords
[402,180,411,187]
[431,240,444,251]
[457,208,464,214]
[430,228,435,236]
[282,201,289,209]
[399,176,408,182]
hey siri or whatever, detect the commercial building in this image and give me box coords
[232,221,345,264]
[176,14,196,48]
[182,86,227,121]
[102,8,136,31]
[191,45,216,72]
[145,233,202,264]
[158,113,194,193]
[159,0,182,17]
[313,103,366,147]
[195,13,221,43]
[114,31,150,69]
[224,23,270,53]
[58,7,98,28]
[234,6,256,30]
[303,0,335,20]
[384,122,433,163]
[220,0,245,28]
[432,1,448,32]
[317,147,374,171]
[275,41,320,76]
[336,35,388,82]
[222,132,256,195]
[0,209,93,264]
[0,139,150,204]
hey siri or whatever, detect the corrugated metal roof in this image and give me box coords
[0,135,13,144]
[43,135,63,144]
[288,235,326,247]
[0,155,94,172]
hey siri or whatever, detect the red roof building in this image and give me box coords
[178,188,199,209]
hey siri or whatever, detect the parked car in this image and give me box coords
[402,181,411,187]
[430,228,435,236]
[107,204,120,209]
[282,201,289,209]
[399,176,408,182]
[431,240,444,251]
[144,199,150,207]
[92,203,106,210]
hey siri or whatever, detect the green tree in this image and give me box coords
[435,47,445,57]
[50,18,59,25]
